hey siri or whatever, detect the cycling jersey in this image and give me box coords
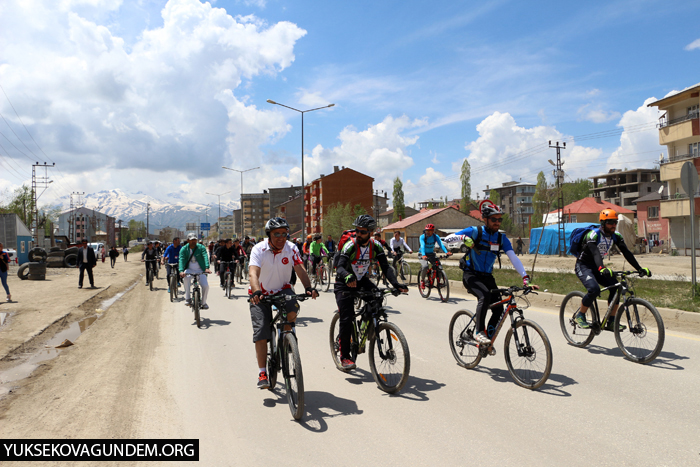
[419,233,447,256]
[309,241,329,257]
[390,237,412,253]
[248,239,302,295]
[448,226,525,276]
[577,228,640,271]
[336,238,385,282]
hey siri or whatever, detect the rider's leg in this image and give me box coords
[199,274,209,306]
[462,271,492,337]
[250,300,273,369]
[219,262,226,286]
[334,283,356,361]
[282,288,300,331]
[183,275,193,302]
[419,258,429,283]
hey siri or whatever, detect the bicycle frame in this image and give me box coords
[586,273,631,334]
[351,290,391,354]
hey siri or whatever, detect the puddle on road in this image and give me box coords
[99,281,138,311]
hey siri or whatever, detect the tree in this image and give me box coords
[128,219,147,240]
[392,177,405,223]
[460,159,471,213]
[532,171,549,228]
[489,189,500,206]
[562,178,593,206]
[1,185,34,227]
[323,203,367,240]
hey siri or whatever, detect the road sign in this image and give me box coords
[201,223,210,231]
[680,161,699,196]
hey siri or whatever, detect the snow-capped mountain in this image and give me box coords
[58,189,237,231]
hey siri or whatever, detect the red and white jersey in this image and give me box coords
[248,238,302,295]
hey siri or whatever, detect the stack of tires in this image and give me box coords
[19,247,48,281]
[64,246,79,268]
[47,246,65,268]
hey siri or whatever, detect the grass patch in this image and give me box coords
[408,262,700,313]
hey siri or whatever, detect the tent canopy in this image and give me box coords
[529,215,635,255]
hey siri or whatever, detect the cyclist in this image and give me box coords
[249,218,318,389]
[572,209,651,331]
[179,233,212,309]
[325,234,336,258]
[215,238,238,289]
[445,200,532,346]
[141,241,158,286]
[162,237,182,293]
[334,215,408,370]
[309,234,329,276]
[419,223,452,287]
[301,235,312,269]
[390,231,413,277]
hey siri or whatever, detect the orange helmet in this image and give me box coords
[599,209,618,222]
[306,234,312,240]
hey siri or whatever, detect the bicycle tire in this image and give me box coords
[504,319,553,390]
[321,266,330,292]
[268,336,279,389]
[225,274,232,298]
[193,289,201,328]
[282,333,305,420]
[614,298,665,364]
[437,270,449,302]
[369,322,410,394]
[328,312,357,372]
[149,269,153,291]
[170,274,176,302]
[559,291,595,347]
[400,261,411,285]
[448,309,482,369]
[418,269,430,298]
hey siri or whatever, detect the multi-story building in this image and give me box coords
[372,192,389,219]
[218,215,235,238]
[269,186,302,214]
[589,168,662,214]
[57,207,115,245]
[648,82,700,254]
[274,194,303,236]
[483,181,535,229]
[304,166,374,234]
[242,191,270,238]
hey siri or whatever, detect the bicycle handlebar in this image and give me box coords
[490,285,538,296]
[247,293,312,304]
[353,287,406,300]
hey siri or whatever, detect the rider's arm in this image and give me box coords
[403,239,413,253]
[584,232,606,270]
[419,235,426,256]
[201,245,210,270]
[249,265,262,293]
[335,246,355,284]
[321,244,329,255]
[615,234,642,271]
[434,235,449,254]
[293,263,314,290]
[505,250,527,277]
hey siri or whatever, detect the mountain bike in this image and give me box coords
[220,261,235,299]
[393,251,412,285]
[449,285,552,390]
[372,259,397,288]
[167,262,180,302]
[329,287,410,394]
[144,259,157,291]
[312,257,331,292]
[418,255,449,302]
[560,270,664,364]
[254,293,311,420]
[185,272,209,328]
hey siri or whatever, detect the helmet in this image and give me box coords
[307,234,312,240]
[264,217,290,236]
[352,214,377,231]
[480,199,503,218]
[600,209,618,222]
[424,223,435,230]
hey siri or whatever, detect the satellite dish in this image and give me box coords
[658,186,664,194]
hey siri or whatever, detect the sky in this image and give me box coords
[0,0,699,213]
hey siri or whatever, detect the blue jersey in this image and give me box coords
[419,233,448,256]
[454,226,513,274]
[163,244,182,264]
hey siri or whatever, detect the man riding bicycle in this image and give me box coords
[249,218,318,389]
[572,209,651,331]
[309,234,329,275]
[334,215,408,370]
[419,223,452,287]
[390,231,412,273]
[162,237,182,293]
[141,241,158,286]
[445,200,532,346]
[215,239,238,288]
[179,233,212,309]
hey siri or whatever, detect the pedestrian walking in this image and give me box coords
[109,246,119,268]
[0,242,11,302]
[101,246,106,263]
[515,237,524,256]
[123,246,129,261]
[77,238,97,289]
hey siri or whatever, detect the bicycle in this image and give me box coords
[393,251,412,285]
[184,272,209,328]
[418,255,449,302]
[559,270,664,364]
[144,259,157,291]
[220,261,235,299]
[167,262,180,302]
[253,292,311,420]
[312,256,331,292]
[449,285,553,390]
[329,287,410,394]
[155,255,161,279]
[371,259,397,288]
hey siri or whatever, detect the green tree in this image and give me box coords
[532,171,549,228]
[1,185,34,227]
[562,178,593,206]
[128,219,147,239]
[460,159,471,213]
[500,212,516,235]
[324,203,367,240]
[392,177,405,222]
[489,189,500,206]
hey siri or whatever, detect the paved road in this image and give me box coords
[137,279,700,466]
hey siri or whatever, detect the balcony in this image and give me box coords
[660,152,696,166]
[659,118,699,145]
[304,194,310,201]
[659,111,699,129]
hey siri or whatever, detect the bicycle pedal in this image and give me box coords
[488,348,496,356]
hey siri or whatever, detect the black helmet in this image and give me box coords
[352,214,376,230]
[265,217,290,236]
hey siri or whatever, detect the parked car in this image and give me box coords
[4,249,17,262]
[441,236,468,253]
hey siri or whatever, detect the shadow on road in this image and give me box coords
[472,365,577,396]
[393,374,446,401]
[296,316,324,327]
[585,345,687,369]
[194,318,231,329]
[262,389,363,433]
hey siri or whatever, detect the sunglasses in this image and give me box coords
[489,217,503,223]
[356,229,370,235]
[271,232,287,238]
[605,220,618,225]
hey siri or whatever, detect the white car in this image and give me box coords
[441,237,468,254]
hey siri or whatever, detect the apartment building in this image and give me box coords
[648,81,700,254]
[241,191,270,238]
[589,168,662,213]
[218,214,235,238]
[57,207,116,245]
[483,181,535,229]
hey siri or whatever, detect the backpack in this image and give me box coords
[459,226,503,270]
[568,225,599,256]
[337,229,356,252]
[334,230,375,268]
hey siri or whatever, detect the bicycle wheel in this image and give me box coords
[418,269,430,298]
[193,289,201,328]
[225,274,232,298]
[437,270,449,302]
[615,298,665,364]
[328,312,357,372]
[448,309,482,368]
[559,291,595,347]
[321,266,330,292]
[149,269,153,291]
[268,337,279,389]
[237,263,244,284]
[504,319,553,390]
[369,322,410,393]
[170,274,176,302]
[282,333,304,420]
[400,261,411,285]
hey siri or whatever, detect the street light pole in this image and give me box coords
[206,191,231,237]
[266,99,335,239]
[222,166,260,238]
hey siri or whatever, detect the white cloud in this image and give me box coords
[606,97,662,171]
[578,105,621,123]
[685,38,700,51]
[403,167,459,207]
[430,150,440,164]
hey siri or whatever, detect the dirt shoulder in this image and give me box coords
[0,258,145,365]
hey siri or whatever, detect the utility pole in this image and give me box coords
[70,192,85,243]
[548,141,566,256]
[118,219,123,247]
[146,203,150,240]
[31,162,55,245]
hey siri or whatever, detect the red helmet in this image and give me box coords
[425,223,435,230]
[479,199,503,218]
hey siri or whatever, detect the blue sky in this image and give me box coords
[0,0,699,209]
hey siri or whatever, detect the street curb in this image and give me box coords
[447,280,700,327]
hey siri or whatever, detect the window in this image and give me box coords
[688,104,699,117]
[648,206,659,219]
[690,142,699,157]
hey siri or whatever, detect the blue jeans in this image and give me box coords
[0,270,9,295]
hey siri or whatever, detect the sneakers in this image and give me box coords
[574,311,590,329]
[340,358,356,370]
[475,332,491,346]
[185,299,192,306]
[257,371,270,389]
[603,319,626,332]
[201,304,209,310]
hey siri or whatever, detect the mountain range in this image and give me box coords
[58,189,237,231]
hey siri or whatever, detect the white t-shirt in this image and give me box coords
[249,239,303,295]
[185,247,203,274]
